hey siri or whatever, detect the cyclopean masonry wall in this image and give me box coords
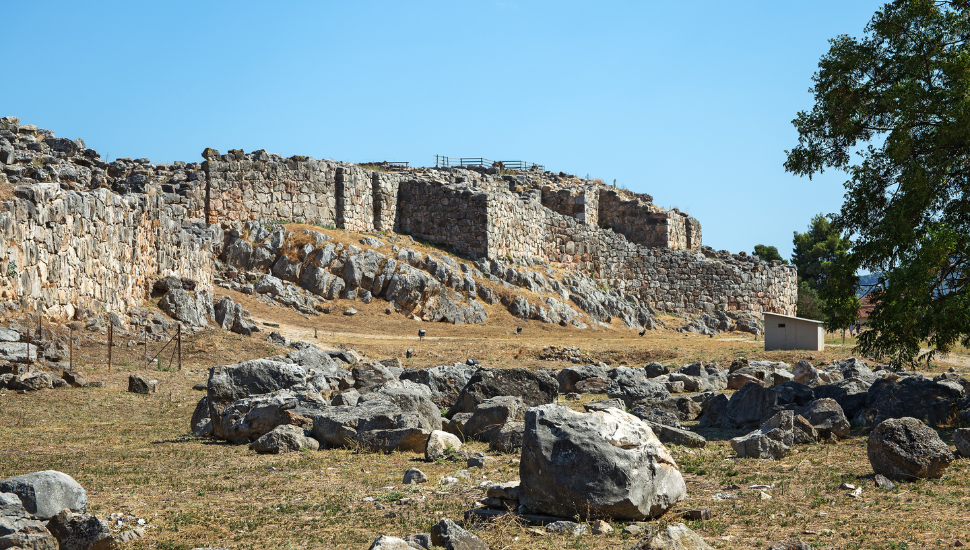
[597,189,702,251]
[490,192,797,315]
[0,183,214,320]
[0,116,796,321]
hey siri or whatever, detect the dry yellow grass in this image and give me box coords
[1,243,969,548]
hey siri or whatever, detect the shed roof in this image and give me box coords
[762,312,824,325]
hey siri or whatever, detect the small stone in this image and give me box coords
[439,476,458,485]
[343,308,357,316]
[759,491,772,500]
[850,487,863,498]
[622,525,642,536]
[681,508,712,521]
[874,474,895,490]
[955,540,965,547]
[839,483,856,490]
[591,519,613,535]
[425,430,462,462]
[404,468,428,484]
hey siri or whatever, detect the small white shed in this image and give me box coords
[763,312,825,351]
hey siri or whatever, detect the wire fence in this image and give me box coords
[433,155,544,172]
[5,308,212,377]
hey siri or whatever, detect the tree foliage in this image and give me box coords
[791,214,852,290]
[785,0,970,365]
[753,244,787,264]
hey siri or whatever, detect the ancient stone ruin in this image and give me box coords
[0,116,796,326]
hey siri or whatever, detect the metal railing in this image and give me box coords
[434,155,544,172]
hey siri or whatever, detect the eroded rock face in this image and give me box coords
[45,509,115,550]
[729,410,794,460]
[867,417,952,481]
[864,378,961,427]
[214,388,328,442]
[311,384,442,452]
[401,363,477,409]
[0,471,87,520]
[248,422,320,454]
[448,368,558,416]
[519,404,686,520]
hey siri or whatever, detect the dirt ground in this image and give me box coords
[1,287,968,550]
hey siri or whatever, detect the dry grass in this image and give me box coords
[2,257,969,548]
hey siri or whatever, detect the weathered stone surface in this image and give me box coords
[249,424,320,454]
[606,372,671,408]
[157,288,207,327]
[127,374,157,395]
[867,417,952,480]
[0,471,86,520]
[520,404,686,520]
[353,362,399,392]
[401,363,478,409]
[556,364,609,393]
[430,518,488,550]
[45,510,116,550]
[637,419,706,448]
[311,384,442,452]
[865,378,961,427]
[403,468,429,485]
[367,535,419,550]
[0,492,46,537]
[0,524,58,550]
[730,411,794,460]
[464,396,525,442]
[448,368,558,416]
[813,377,871,421]
[426,430,462,461]
[799,398,850,440]
[955,428,970,458]
[700,381,814,430]
[489,421,525,453]
[215,388,329,442]
[628,522,713,550]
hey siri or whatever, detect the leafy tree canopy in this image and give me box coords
[791,214,851,290]
[785,0,970,365]
[753,244,788,264]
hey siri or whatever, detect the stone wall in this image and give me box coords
[394,179,490,258]
[597,190,701,250]
[0,183,213,320]
[372,172,403,232]
[202,148,338,227]
[540,186,599,227]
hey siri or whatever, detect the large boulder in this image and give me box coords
[556,364,609,393]
[448,368,558,416]
[45,509,115,550]
[519,404,686,520]
[205,359,324,416]
[0,471,87,520]
[430,518,488,550]
[669,362,727,392]
[158,288,206,327]
[352,362,399,392]
[249,424,320,454]
[400,363,478,409]
[867,417,952,480]
[865,378,961,427]
[729,410,795,460]
[215,389,329,442]
[311,384,442,452]
[799,398,850,440]
[463,396,525,442]
[813,377,872,420]
[700,381,814,430]
[606,373,671,408]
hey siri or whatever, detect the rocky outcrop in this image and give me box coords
[0,471,87,520]
[448,368,558,416]
[730,411,795,460]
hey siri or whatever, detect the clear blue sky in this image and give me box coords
[4,1,886,261]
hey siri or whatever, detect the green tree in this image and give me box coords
[791,214,851,290]
[785,0,970,366]
[753,244,787,264]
